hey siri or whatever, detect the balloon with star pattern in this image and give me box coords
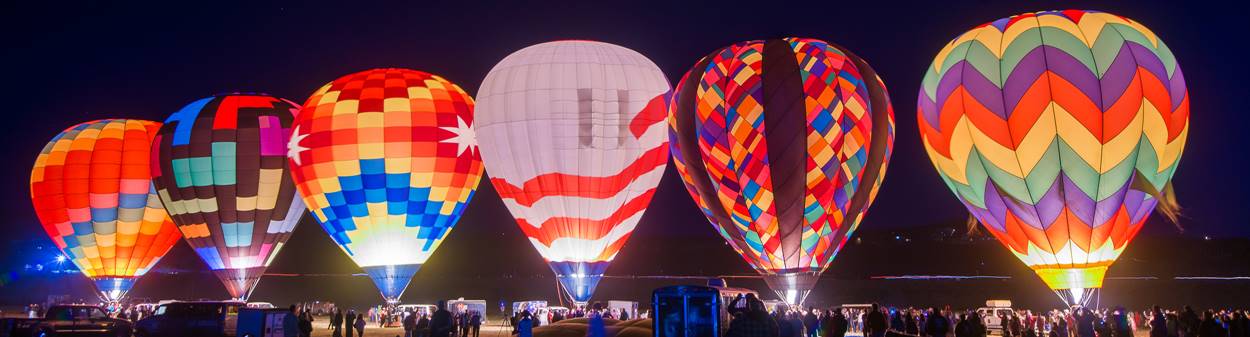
[286,68,484,303]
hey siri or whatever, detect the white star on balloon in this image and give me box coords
[440,116,477,156]
[287,125,310,166]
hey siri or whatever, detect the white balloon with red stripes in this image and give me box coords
[474,40,670,304]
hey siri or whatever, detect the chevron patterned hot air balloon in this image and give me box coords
[31,119,182,302]
[669,38,894,305]
[475,41,671,304]
[150,94,307,300]
[918,10,1189,307]
[288,68,484,303]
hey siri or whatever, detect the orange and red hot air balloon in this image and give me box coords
[31,119,182,302]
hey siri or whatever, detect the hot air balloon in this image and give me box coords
[475,40,671,305]
[668,38,894,305]
[917,10,1188,307]
[150,94,307,300]
[30,119,183,302]
[288,68,483,303]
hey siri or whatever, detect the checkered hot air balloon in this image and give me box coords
[668,38,895,305]
[150,94,307,300]
[288,68,483,303]
[31,119,183,302]
[918,10,1189,307]
[475,41,671,304]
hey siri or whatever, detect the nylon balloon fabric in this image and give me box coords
[288,68,483,302]
[475,41,671,303]
[30,119,182,302]
[668,38,894,305]
[917,10,1188,306]
[150,94,307,300]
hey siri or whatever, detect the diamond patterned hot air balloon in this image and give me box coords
[917,10,1189,307]
[475,41,671,304]
[668,38,895,305]
[150,94,307,300]
[288,68,483,303]
[31,119,183,302]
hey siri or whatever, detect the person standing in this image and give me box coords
[725,295,779,337]
[866,304,888,337]
[403,310,418,337]
[354,312,366,337]
[589,302,607,337]
[430,301,454,337]
[345,312,355,337]
[1076,309,1096,337]
[298,311,314,337]
[926,308,951,337]
[1152,307,1170,337]
[332,309,344,337]
[517,311,534,337]
[804,309,820,337]
[417,313,432,337]
[1181,307,1201,337]
[1198,311,1225,337]
[469,311,482,337]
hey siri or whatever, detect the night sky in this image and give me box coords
[4,1,1248,303]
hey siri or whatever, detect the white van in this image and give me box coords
[976,300,1015,334]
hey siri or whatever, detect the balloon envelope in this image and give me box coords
[917,10,1189,307]
[288,68,483,303]
[668,38,894,305]
[30,119,182,302]
[150,94,307,300]
[475,41,671,304]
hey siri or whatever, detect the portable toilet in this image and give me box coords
[237,308,297,337]
[652,285,720,337]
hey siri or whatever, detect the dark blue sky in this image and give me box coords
[3,0,1247,252]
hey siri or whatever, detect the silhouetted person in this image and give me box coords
[1077,309,1097,337]
[1181,307,1201,337]
[1112,308,1132,337]
[804,310,820,337]
[926,308,950,337]
[725,295,779,337]
[517,311,533,337]
[431,301,454,337]
[299,311,315,337]
[825,309,849,337]
[866,304,888,337]
[589,302,607,337]
[332,309,345,337]
[470,311,482,337]
[404,310,418,337]
[418,314,431,337]
[1199,312,1225,337]
[1152,307,1169,337]
[355,312,366,337]
[346,312,356,337]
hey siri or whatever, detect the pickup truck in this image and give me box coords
[1,304,132,337]
[133,301,241,337]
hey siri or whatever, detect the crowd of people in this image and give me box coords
[723,294,1250,337]
[291,300,484,337]
[507,302,621,337]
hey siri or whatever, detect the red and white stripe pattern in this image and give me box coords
[475,41,671,264]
